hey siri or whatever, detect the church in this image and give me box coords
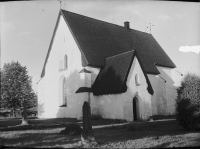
[37,9,181,121]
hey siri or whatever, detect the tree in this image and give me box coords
[176,73,200,130]
[0,61,37,117]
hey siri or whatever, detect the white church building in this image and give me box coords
[37,9,182,121]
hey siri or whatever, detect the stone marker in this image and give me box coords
[81,101,95,143]
[83,101,92,130]
[21,100,28,125]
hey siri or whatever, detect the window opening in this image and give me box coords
[135,74,140,86]
[64,55,67,69]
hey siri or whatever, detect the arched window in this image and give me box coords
[135,74,140,86]
[64,55,67,69]
[59,55,67,71]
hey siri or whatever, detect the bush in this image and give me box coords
[176,73,200,130]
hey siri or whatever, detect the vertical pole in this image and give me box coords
[22,100,28,125]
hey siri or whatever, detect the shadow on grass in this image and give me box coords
[0,118,81,131]
[0,118,125,131]
[92,120,200,146]
[0,120,22,127]
[0,123,80,131]
[1,132,81,148]
[1,120,200,148]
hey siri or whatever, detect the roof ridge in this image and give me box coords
[130,28,151,35]
[61,9,151,36]
[105,50,135,60]
[61,9,134,31]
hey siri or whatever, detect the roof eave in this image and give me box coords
[155,63,176,69]
[146,71,160,75]
[87,64,103,69]
[40,10,61,78]
[93,88,127,96]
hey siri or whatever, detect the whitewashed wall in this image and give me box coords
[90,57,152,121]
[148,66,182,115]
[148,74,167,115]
[38,13,180,120]
[37,14,85,118]
[37,78,45,118]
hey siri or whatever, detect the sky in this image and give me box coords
[1,0,200,92]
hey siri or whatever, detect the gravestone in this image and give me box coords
[83,101,92,130]
[81,101,95,143]
[21,100,28,125]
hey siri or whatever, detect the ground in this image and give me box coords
[0,117,200,148]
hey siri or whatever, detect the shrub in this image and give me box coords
[176,73,200,130]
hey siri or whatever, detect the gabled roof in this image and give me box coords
[41,10,176,78]
[61,9,176,74]
[92,50,154,95]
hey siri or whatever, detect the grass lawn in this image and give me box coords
[0,119,200,148]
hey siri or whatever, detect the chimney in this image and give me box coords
[124,21,130,29]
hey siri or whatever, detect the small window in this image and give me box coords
[59,59,62,70]
[59,58,63,70]
[64,55,67,69]
[135,74,140,86]
[59,55,67,71]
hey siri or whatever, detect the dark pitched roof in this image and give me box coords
[61,9,176,75]
[92,51,134,95]
[41,10,176,78]
[92,50,154,95]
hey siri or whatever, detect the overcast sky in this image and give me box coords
[1,0,200,92]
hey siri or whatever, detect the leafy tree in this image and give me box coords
[176,73,200,130]
[0,61,37,117]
